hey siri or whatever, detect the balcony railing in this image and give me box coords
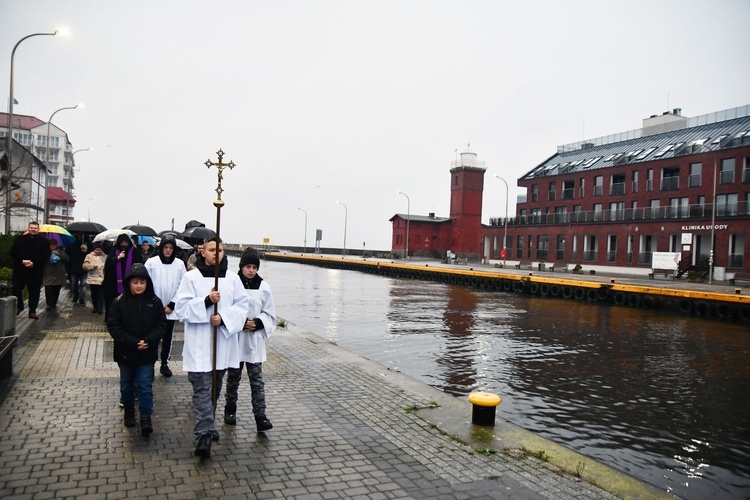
[610,183,625,195]
[488,201,749,227]
[688,174,702,187]
[720,170,735,184]
[562,188,574,200]
[583,250,597,262]
[638,252,653,265]
[660,177,680,190]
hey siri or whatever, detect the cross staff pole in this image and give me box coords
[205,149,235,413]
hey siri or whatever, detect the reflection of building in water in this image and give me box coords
[438,286,480,395]
[390,105,750,277]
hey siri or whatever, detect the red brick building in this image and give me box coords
[392,106,750,277]
[391,146,486,260]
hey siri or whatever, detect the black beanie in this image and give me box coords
[239,247,260,269]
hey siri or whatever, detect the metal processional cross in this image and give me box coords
[204,148,236,412]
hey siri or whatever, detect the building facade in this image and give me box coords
[392,105,750,277]
[0,112,78,228]
[485,105,750,277]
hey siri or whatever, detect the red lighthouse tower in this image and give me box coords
[449,144,486,259]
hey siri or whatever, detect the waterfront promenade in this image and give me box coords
[0,294,670,499]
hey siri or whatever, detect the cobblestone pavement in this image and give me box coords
[0,293,669,499]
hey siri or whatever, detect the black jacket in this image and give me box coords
[107,263,166,365]
[10,233,51,280]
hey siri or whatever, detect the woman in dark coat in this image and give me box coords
[103,233,144,320]
[107,263,166,435]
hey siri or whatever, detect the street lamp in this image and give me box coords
[337,201,348,256]
[44,104,80,223]
[66,147,92,227]
[494,174,509,268]
[88,196,97,222]
[699,142,718,284]
[298,207,308,253]
[397,190,410,259]
[5,30,58,234]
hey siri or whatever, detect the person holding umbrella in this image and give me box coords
[42,239,69,310]
[174,238,248,458]
[10,221,52,319]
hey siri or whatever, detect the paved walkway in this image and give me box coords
[0,292,671,499]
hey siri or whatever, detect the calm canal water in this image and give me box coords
[252,258,750,499]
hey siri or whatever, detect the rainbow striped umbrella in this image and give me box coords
[38,224,75,246]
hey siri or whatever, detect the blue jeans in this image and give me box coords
[119,363,154,415]
[188,370,226,439]
[70,272,87,302]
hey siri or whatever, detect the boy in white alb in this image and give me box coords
[145,235,186,377]
[223,248,277,432]
[174,238,248,458]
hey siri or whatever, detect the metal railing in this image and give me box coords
[488,201,749,227]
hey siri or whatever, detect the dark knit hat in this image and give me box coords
[239,247,260,269]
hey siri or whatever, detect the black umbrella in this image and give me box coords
[179,226,217,244]
[184,219,206,230]
[67,221,108,234]
[158,229,180,237]
[122,224,157,236]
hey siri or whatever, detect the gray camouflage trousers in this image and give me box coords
[225,362,266,416]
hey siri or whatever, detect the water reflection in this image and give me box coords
[256,259,750,499]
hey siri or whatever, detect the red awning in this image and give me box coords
[47,187,75,202]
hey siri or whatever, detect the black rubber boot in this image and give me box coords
[255,415,273,432]
[224,403,237,425]
[140,414,153,436]
[124,407,136,428]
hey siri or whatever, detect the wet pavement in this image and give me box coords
[0,291,672,499]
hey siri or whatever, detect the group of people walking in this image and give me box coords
[10,222,277,458]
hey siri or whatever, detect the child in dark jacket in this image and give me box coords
[107,263,167,436]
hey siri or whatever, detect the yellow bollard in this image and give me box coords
[468,392,502,426]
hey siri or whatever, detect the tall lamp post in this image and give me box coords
[494,174,509,267]
[5,30,58,234]
[298,207,308,253]
[397,190,410,259]
[87,196,96,222]
[337,201,347,256]
[44,105,80,223]
[699,142,718,284]
[66,147,92,227]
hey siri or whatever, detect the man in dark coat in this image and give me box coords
[10,221,52,319]
[103,233,144,320]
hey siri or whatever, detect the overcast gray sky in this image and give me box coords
[3,0,749,250]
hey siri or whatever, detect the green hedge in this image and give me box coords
[0,234,13,270]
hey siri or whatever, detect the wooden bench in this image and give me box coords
[649,268,676,280]
[515,261,532,270]
[727,272,750,286]
[0,336,19,378]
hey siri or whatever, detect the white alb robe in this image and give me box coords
[175,269,249,372]
[145,255,186,320]
[238,280,276,363]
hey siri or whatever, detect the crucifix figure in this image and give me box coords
[205,148,236,209]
